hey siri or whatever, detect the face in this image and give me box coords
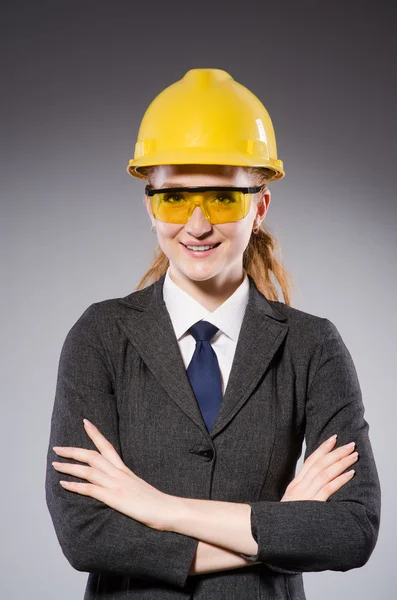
[144,164,270,291]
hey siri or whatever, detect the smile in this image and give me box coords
[181,242,221,256]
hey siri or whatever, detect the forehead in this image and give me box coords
[151,165,251,188]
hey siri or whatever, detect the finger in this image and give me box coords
[313,469,356,501]
[59,480,112,505]
[83,420,134,476]
[300,444,357,491]
[52,461,114,487]
[288,436,338,488]
[53,446,118,478]
[304,452,358,498]
[312,443,356,474]
[292,440,355,491]
[59,479,133,516]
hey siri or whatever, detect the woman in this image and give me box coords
[45,68,381,600]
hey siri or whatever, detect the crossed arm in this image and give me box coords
[46,304,380,587]
[52,417,259,574]
[51,418,359,576]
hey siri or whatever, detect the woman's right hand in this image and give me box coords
[281,436,358,502]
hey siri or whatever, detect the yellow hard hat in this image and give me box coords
[126,68,284,182]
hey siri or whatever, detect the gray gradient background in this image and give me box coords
[2,1,396,598]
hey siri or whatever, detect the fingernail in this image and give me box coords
[326,434,338,442]
[83,419,92,427]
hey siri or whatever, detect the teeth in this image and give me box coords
[186,244,217,251]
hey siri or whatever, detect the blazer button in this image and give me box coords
[200,449,214,460]
[189,445,214,461]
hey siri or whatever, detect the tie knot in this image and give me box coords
[189,320,219,342]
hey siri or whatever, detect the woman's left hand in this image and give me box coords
[51,419,175,531]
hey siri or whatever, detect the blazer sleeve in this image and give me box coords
[240,317,381,574]
[45,303,199,589]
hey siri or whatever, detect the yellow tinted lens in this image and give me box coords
[204,190,247,224]
[152,191,190,223]
[151,190,251,224]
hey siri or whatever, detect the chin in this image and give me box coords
[184,265,223,281]
[170,260,218,280]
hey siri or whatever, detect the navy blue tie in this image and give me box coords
[186,320,223,432]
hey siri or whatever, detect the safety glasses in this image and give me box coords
[145,185,262,224]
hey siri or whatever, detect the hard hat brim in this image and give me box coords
[126,149,284,182]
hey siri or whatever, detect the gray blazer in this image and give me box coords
[45,272,381,599]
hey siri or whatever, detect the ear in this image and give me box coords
[255,188,271,225]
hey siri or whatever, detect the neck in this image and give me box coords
[168,266,245,311]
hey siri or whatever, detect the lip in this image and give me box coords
[180,241,221,257]
[181,241,221,246]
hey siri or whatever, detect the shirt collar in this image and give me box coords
[162,266,250,341]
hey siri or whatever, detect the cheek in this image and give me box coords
[219,222,252,248]
[157,224,181,241]
[155,225,183,256]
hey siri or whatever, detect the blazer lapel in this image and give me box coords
[117,276,206,431]
[117,273,289,439]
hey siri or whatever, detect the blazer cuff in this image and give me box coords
[240,502,305,574]
[239,505,259,562]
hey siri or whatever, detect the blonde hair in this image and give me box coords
[135,166,295,305]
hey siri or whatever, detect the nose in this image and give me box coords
[184,205,213,234]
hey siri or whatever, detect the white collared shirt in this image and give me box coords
[162,266,250,395]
